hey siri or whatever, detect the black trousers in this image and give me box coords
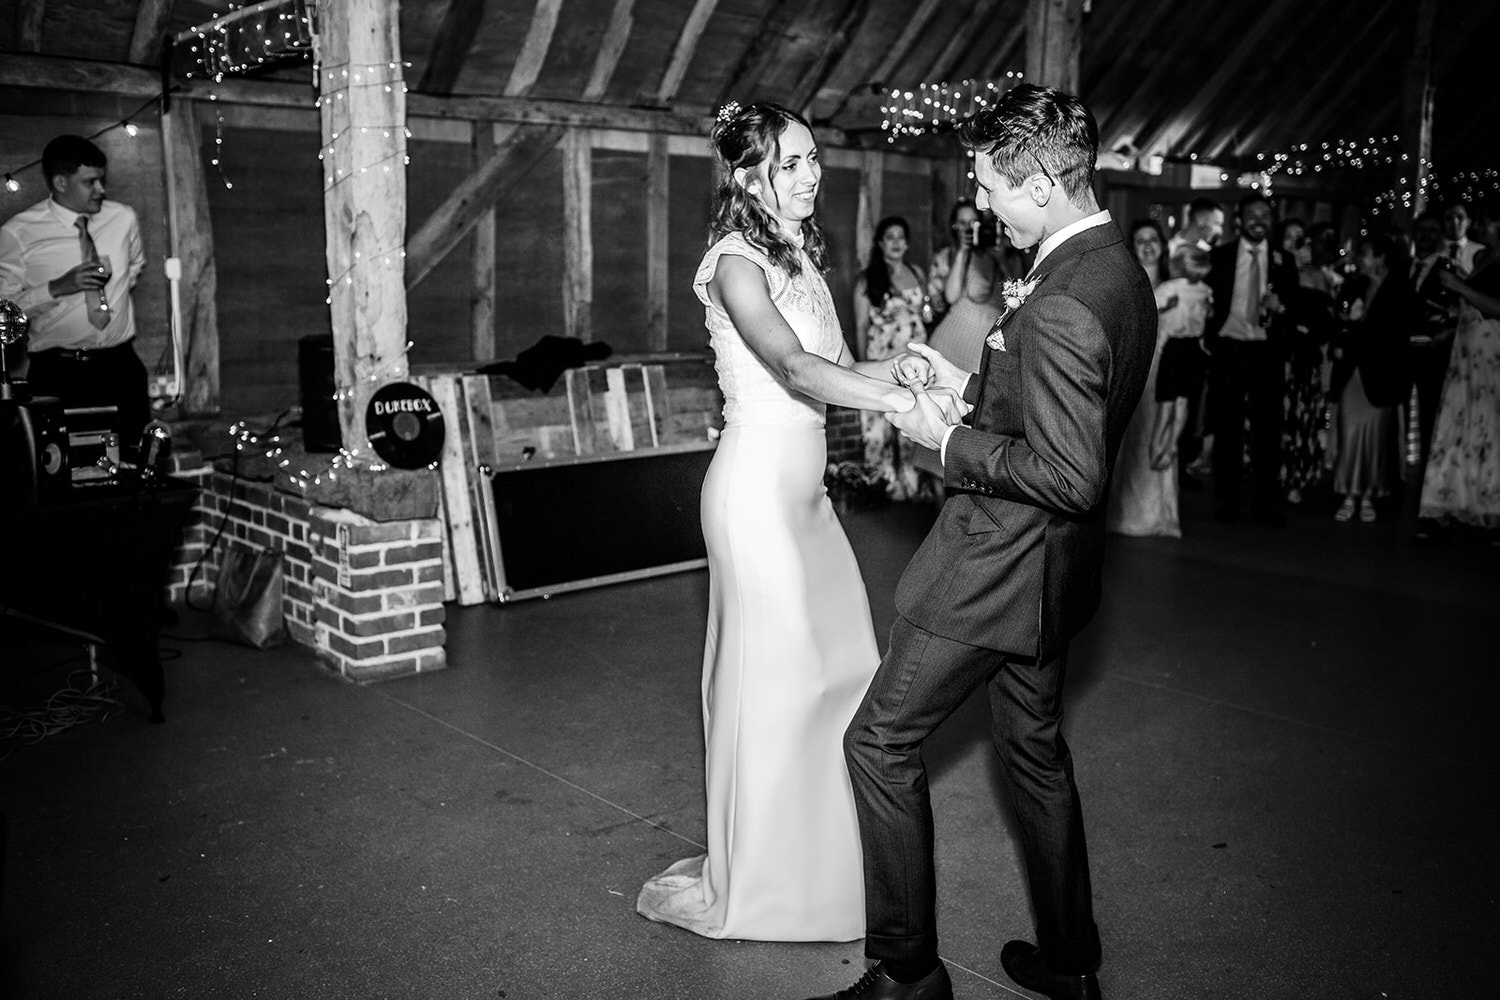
[25,341,150,450]
[844,616,1100,974]
[1209,338,1284,512]
[1406,339,1453,469]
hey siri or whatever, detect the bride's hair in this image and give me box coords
[708,103,828,277]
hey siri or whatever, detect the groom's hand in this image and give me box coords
[888,388,959,451]
[904,343,970,396]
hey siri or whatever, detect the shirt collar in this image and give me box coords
[48,198,88,228]
[1031,209,1111,273]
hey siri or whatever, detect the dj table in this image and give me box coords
[1,476,198,722]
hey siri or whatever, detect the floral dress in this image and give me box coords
[860,285,927,499]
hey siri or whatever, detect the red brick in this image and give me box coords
[385,585,444,610]
[383,542,443,565]
[346,567,416,591]
[387,628,445,654]
[343,522,413,545]
[342,612,416,637]
[325,631,385,660]
[418,606,446,627]
[319,587,384,615]
[416,563,444,584]
[347,549,383,570]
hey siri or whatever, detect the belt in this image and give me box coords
[36,344,124,362]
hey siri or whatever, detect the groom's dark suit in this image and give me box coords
[846,219,1155,977]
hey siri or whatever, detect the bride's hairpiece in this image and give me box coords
[716,101,742,124]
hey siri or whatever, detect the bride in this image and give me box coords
[635,102,944,941]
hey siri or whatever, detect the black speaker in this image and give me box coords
[1,396,70,506]
[298,335,341,453]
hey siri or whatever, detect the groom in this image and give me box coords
[807,85,1155,1000]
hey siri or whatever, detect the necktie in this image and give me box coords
[74,216,110,330]
[1245,246,1262,326]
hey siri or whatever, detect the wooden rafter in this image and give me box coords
[1079,0,1168,98]
[16,0,45,51]
[128,0,173,65]
[505,0,564,96]
[655,0,719,104]
[976,17,1027,81]
[1136,0,1305,158]
[1294,28,1404,153]
[922,0,999,86]
[1096,0,1225,154]
[1224,0,1391,159]
[866,0,944,90]
[406,125,565,290]
[416,0,487,95]
[716,0,800,106]
[581,0,637,101]
[787,0,873,116]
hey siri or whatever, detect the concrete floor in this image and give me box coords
[2,485,1495,999]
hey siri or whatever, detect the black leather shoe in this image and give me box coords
[1000,941,1101,1000]
[804,962,953,1000]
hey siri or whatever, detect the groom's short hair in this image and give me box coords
[958,84,1098,204]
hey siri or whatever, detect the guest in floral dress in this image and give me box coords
[1276,218,1339,504]
[1418,204,1500,543]
[854,216,929,500]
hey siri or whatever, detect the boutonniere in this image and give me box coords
[986,276,1041,351]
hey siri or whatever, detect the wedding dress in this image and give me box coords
[635,232,878,941]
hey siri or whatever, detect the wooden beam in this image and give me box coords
[469,123,497,362]
[316,0,409,450]
[655,0,719,104]
[855,148,882,274]
[16,0,45,51]
[416,0,486,95]
[582,0,636,101]
[922,0,999,86]
[787,0,874,116]
[645,134,669,350]
[405,125,564,290]
[976,16,1027,81]
[1096,0,1224,154]
[1295,28,1404,155]
[561,129,592,342]
[1133,0,1302,159]
[505,0,564,96]
[128,0,174,65]
[1397,0,1438,222]
[715,0,799,106]
[1025,0,1084,93]
[867,0,944,91]
[160,97,221,415]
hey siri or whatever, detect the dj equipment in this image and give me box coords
[365,381,445,469]
[0,396,70,507]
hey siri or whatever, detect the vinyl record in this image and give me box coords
[365,382,445,468]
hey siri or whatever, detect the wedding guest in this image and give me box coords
[1170,197,1225,254]
[635,102,929,943]
[854,216,929,500]
[1203,193,1300,525]
[1277,218,1338,504]
[1418,202,1500,543]
[926,200,1015,374]
[1150,243,1214,479]
[1443,202,1487,277]
[0,134,149,448]
[1329,232,1415,523]
[1108,219,1179,536]
[1407,210,1460,471]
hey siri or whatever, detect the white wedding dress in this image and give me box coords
[635,232,879,942]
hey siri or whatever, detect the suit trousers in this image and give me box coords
[25,341,150,452]
[844,615,1101,974]
[1209,338,1284,512]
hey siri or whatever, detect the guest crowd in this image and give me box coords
[850,191,1500,547]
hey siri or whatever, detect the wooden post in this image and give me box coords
[856,148,883,269]
[470,121,497,362]
[646,133,669,350]
[562,128,592,343]
[160,98,222,415]
[1025,0,1084,93]
[314,0,409,453]
[1399,0,1438,225]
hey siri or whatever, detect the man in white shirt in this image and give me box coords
[1168,197,1224,254]
[0,134,150,446]
[1442,203,1486,277]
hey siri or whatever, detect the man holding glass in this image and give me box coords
[0,134,149,445]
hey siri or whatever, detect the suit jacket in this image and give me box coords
[895,221,1156,662]
[1332,274,1420,408]
[1203,238,1301,346]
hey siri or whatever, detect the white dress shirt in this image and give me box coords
[1218,239,1269,342]
[0,197,146,351]
[1448,237,1485,278]
[939,210,1115,463]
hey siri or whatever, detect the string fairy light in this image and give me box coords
[1,93,162,196]
[880,73,1022,143]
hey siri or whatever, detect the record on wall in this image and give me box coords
[364,382,445,468]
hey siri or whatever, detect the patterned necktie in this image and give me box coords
[74,215,110,329]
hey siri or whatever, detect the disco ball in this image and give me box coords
[0,298,27,346]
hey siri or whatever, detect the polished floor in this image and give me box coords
[2,484,1495,999]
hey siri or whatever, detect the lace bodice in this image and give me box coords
[694,232,845,427]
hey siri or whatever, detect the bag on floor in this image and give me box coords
[210,540,288,649]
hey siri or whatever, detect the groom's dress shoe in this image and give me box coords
[803,961,953,1000]
[1000,941,1101,1000]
